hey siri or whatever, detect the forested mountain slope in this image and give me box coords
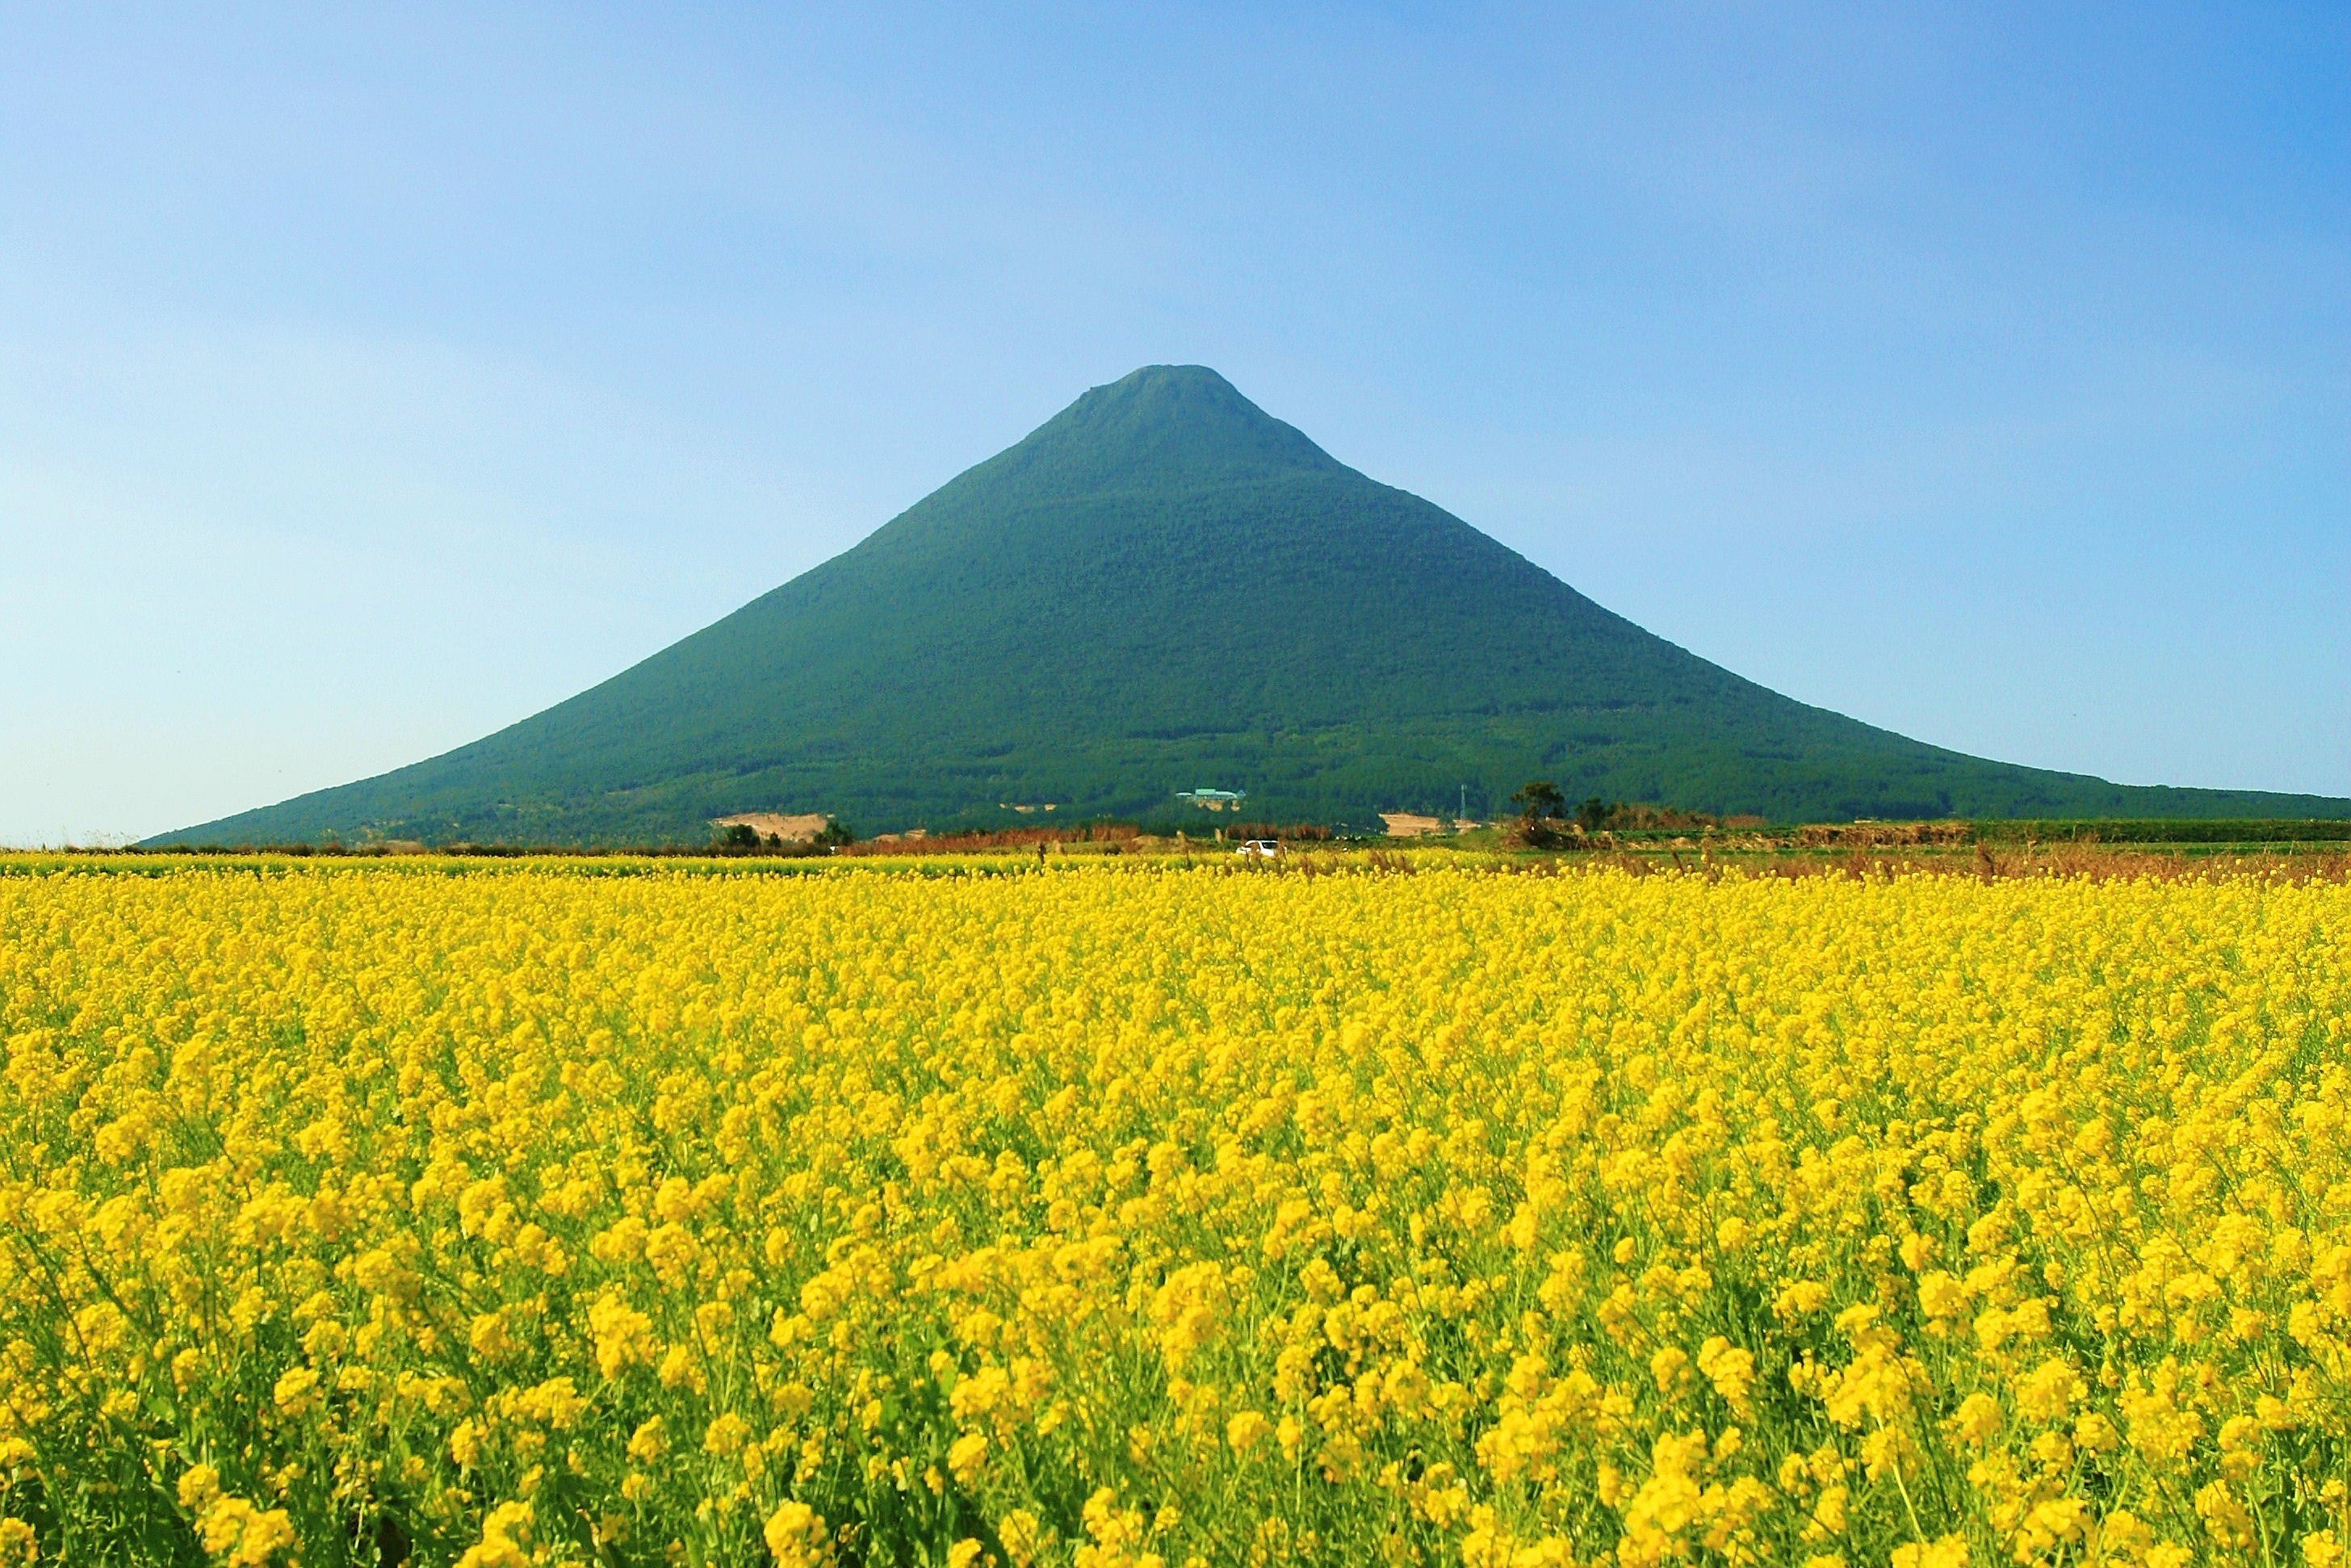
[165,366,2351,843]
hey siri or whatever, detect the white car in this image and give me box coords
[1235,839,1281,858]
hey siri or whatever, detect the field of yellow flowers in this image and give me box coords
[1,854,2347,1566]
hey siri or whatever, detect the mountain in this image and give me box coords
[161,365,2351,844]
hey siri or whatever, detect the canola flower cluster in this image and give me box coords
[0,856,2347,1566]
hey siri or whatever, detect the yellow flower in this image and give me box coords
[1774,1281,1830,1322]
[270,1365,320,1419]
[997,1511,1046,1567]
[454,1501,535,1568]
[449,1419,486,1469]
[703,1411,752,1457]
[178,1465,222,1511]
[197,1497,300,1567]
[764,1500,829,1568]
[2196,1482,2256,1552]
[513,1376,587,1430]
[2013,1357,2083,1423]
[587,1293,656,1378]
[1948,1391,2002,1447]
[1695,1336,1755,1415]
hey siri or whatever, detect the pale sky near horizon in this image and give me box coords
[2,3,2345,845]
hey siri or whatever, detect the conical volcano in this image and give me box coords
[166,365,2349,843]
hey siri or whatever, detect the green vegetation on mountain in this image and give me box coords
[161,366,2351,845]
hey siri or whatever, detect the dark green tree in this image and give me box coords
[1511,780,1566,820]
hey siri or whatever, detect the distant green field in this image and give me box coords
[1975,819,2351,845]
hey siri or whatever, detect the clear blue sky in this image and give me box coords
[3,3,2343,843]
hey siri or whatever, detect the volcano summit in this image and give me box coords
[165,366,2349,844]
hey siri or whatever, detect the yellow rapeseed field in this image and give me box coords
[1,857,2347,1566]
